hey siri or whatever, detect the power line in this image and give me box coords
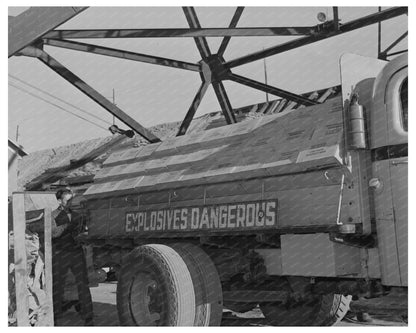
[8,74,111,126]
[9,82,109,131]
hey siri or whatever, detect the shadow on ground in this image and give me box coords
[56,282,407,327]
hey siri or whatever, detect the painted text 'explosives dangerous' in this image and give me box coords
[125,200,278,232]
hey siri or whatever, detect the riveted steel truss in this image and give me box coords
[9,6,408,140]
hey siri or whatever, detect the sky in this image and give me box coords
[8,6,408,152]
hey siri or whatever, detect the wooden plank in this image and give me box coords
[275,99,287,113]
[264,99,280,114]
[317,87,335,103]
[12,193,30,326]
[43,207,54,326]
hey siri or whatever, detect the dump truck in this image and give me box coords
[77,53,407,326]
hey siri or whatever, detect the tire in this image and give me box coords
[317,294,351,326]
[117,244,195,326]
[261,294,351,326]
[170,243,223,326]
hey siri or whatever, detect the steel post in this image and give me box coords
[177,81,210,136]
[212,81,237,124]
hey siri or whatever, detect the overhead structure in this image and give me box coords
[9,6,408,140]
[8,7,87,57]
[378,31,408,60]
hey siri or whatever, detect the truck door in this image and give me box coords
[386,73,408,286]
[371,59,408,287]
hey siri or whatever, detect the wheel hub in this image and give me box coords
[129,273,162,325]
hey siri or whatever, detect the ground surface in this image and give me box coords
[56,282,406,327]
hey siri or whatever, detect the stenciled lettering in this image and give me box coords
[125,200,278,232]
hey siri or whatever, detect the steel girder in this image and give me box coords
[333,7,340,31]
[217,7,244,57]
[8,7,87,57]
[379,31,408,60]
[181,6,237,130]
[43,26,328,39]
[384,49,408,58]
[226,6,408,68]
[18,46,160,143]
[182,7,212,60]
[212,81,237,124]
[11,7,408,139]
[227,73,318,106]
[43,38,201,72]
[41,7,406,42]
[177,81,210,136]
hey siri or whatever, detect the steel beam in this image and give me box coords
[378,7,382,57]
[333,7,339,30]
[212,81,237,124]
[226,6,408,68]
[381,31,408,55]
[44,26,320,39]
[386,49,408,57]
[217,7,245,57]
[182,7,212,60]
[8,7,87,57]
[182,7,238,126]
[24,47,160,143]
[177,81,210,136]
[43,38,201,72]
[227,73,318,106]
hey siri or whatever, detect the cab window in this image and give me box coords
[400,77,408,131]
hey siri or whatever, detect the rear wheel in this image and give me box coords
[261,294,351,326]
[117,244,195,326]
[171,243,223,326]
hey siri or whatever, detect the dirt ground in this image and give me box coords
[55,282,406,327]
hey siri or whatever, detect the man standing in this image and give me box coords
[52,188,93,326]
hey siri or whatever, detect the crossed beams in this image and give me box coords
[34,6,408,139]
[17,46,161,143]
[182,6,237,131]
[228,73,317,106]
[226,6,407,68]
[378,31,408,60]
[176,6,407,134]
[217,7,244,57]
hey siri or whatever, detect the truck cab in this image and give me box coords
[370,54,408,287]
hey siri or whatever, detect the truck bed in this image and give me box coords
[83,97,367,238]
[84,97,345,197]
